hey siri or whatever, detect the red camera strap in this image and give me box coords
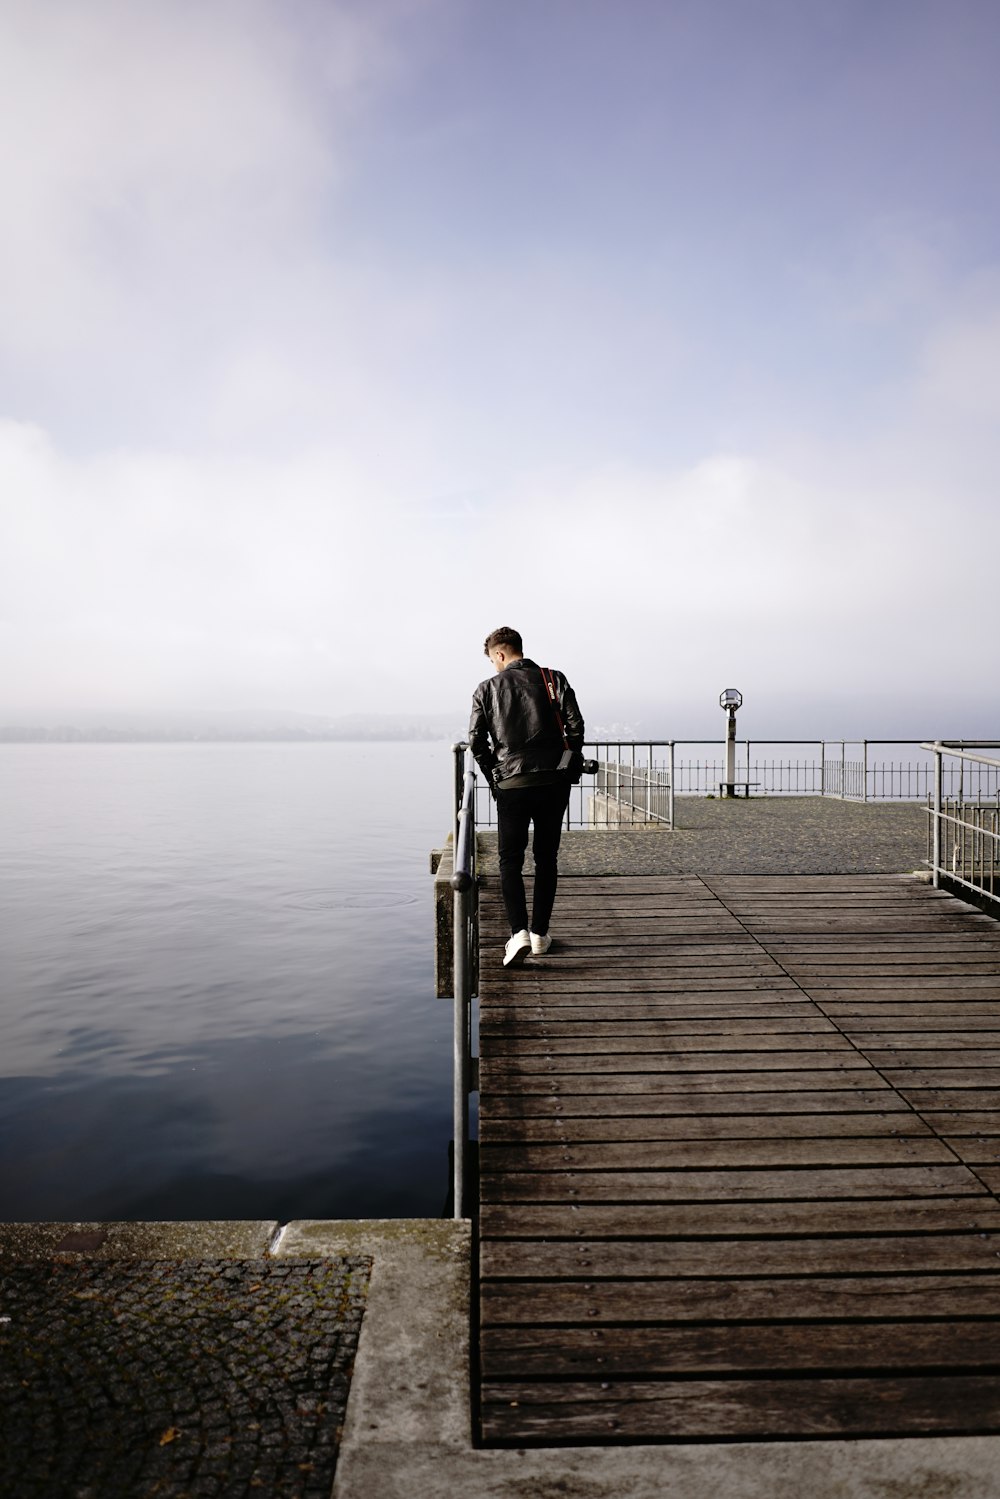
[539,666,569,748]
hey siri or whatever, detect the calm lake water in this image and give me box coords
[0,742,457,1222]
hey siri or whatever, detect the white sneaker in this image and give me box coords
[503,930,531,967]
[530,931,552,956]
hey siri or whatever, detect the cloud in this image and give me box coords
[789,215,952,329]
[916,286,1000,423]
[0,5,997,732]
[3,302,999,726]
[0,0,409,451]
[0,416,455,712]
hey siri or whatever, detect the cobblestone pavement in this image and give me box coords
[0,1257,370,1499]
[478,798,928,877]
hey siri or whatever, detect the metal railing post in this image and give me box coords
[668,741,675,829]
[932,741,942,889]
[450,747,477,1220]
[863,740,868,803]
[820,741,825,796]
[452,741,464,854]
[452,882,469,1218]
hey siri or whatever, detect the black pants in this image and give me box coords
[496,781,571,935]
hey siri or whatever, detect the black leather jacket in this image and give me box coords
[469,657,585,789]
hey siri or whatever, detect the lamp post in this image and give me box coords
[719,688,743,797]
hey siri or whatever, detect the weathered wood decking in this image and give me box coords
[477,873,1000,1443]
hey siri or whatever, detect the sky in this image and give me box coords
[1,0,998,738]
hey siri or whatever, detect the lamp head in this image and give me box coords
[719,688,743,712]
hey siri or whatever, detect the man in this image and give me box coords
[469,626,585,967]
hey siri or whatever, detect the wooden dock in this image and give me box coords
[477,873,1000,1443]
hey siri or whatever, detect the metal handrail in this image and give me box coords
[470,738,1000,825]
[921,741,1000,771]
[449,743,477,1219]
[922,741,1000,904]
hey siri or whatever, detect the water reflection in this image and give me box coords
[0,742,454,1220]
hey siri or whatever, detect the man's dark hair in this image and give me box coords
[484,626,523,657]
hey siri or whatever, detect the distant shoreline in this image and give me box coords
[0,728,461,744]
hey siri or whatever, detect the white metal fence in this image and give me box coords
[593,760,673,825]
[470,738,998,829]
[473,741,673,829]
[924,742,1000,910]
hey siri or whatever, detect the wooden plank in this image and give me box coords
[706,874,910,885]
[510,920,750,930]
[481,1014,831,1034]
[772,953,1000,965]
[714,897,953,909]
[478,909,746,924]
[480,1164,979,1203]
[482,875,703,889]
[479,1013,839,1037]
[521,959,793,972]
[759,918,979,929]
[481,1232,1000,1279]
[480,1113,933,1144]
[480,1069,892,1095]
[822,1003,1000,1016]
[481,990,809,1007]
[792,972,1000,984]
[484,1033,852,1055]
[480,1197,1000,1239]
[761,929,1000,940]
[480,914,753,930]
[738,917,983,929]
[710,884,966,898]
[484,981,804,998]
[484,949,782,965]
[896,1089,1000,1112]
[773,947,1000,959]
[493,957,788,972]
[491,969,796,986]
[481,985,806,1001]
[784,956,1000,969]
[482,993,822,1009]
[479,913,743,927]
[480,907,746,921]
[921,1112,1000,1133]
[722,900,992,914]
[850,1035,1000,1050]
[867,1051,1000,1067]
[942,1139,1000,1165]
[483,1051,870,1075]
[480,1374,1000,1441]
[799,978,1000,991]
[789,961,1000,972]
[824,1015,1000,1031]
[480,1321,1000,1377]
[483,1087,902,1117]
[485,977,803,994]
[779,950,1000,963]
[708,897,942,909]
[479,1274,1000,1324]
[554,936,990,951]
[479,1137,955,1172]
[875,1069,1000,1088]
